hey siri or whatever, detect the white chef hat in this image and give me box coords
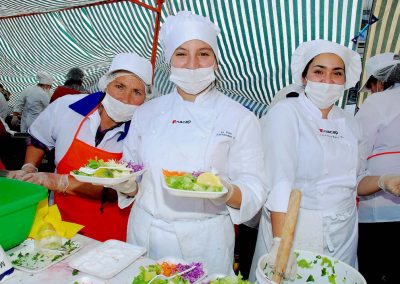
[159,11,221,63]
[98,52,152,91]
[36,71,53,85]
[291,39,361,90]
[359,52,400,92]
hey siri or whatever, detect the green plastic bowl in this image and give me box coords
[0,177,48,250]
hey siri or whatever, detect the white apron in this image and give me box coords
[249,115,358,281]
[128,95,235,275]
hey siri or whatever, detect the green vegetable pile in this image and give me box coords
[209,273,252,284]
[132,265,188,284]
[165,174,223,192]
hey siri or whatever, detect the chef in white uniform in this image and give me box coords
[356,52,400,283]
[113,11,267,275]
[249,40,361,281]
[12,71,53,132]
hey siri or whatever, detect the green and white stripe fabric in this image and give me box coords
[0,0,363,117]
[358,0,400,105]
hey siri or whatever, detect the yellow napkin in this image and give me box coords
[28,199,84,239]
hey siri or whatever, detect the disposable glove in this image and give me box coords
[110,175,138,195]
[265,237,297,281]
[7,163,38,180]
[11,115,20,127]
[210,177,235,205]
[378,174,400,197]
[22,172,69,193]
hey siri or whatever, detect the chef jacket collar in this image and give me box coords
[69,91,130,141]
[175,85,215,105]
[299,92,342,120]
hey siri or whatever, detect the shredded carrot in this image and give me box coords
[160,262,177,276]
[162,169,186,177]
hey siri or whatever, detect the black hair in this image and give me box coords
[301,59,314,79]
[365,76,394,90]
[64,78,83,86]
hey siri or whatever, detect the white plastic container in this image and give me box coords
[69,240,146,279]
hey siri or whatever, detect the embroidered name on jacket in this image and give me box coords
[172,119,191,124]
[217,130,234,139]
[319,128,343,139]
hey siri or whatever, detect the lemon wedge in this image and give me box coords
[197,172,222,187]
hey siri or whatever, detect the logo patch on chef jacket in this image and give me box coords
[172,119,191,124]
[319,128,343,138]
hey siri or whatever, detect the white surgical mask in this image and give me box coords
[101,93,138,122]
[170,66,215,95]
[305,80,345,109]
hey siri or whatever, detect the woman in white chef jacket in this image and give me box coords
[249,40,362,281]
[355,52,400,283]
[113,11,266,275]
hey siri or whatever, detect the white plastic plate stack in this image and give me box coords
[69,240,146,279]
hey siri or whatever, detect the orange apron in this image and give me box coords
[55,105,131,241]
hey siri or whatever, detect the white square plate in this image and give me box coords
[70,169,145,186]
[69,240,146,279]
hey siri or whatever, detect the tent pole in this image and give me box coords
[150,0,165,83]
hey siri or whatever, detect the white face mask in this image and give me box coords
[101,93,138,122]
[169,66,215,95]
[305,80,345,109]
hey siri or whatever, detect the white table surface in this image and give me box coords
[5,234,155,284]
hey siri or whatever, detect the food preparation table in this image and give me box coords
[5,234,154,284]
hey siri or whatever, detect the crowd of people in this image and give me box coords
[1,11,400,284]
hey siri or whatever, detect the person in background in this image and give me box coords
[7,52,152,242]
[356,52,400,283]
[0,89,8,120]
[11,71,53,132]
[112,11,267,275]
[0,84,12,101]
[250,40,361,281]
[50,67,87,103]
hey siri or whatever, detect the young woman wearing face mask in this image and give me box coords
[11,71,54,133]
[7,52,152,242]
[113,11,267,275]
[249,40,362,281]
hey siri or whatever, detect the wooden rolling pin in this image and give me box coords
[272,189,302,284]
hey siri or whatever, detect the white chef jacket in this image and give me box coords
[356,83,400,223]
[121,88,267,274]
[28,92,130,165]
[250,93,359,280]
[14,85,50,132]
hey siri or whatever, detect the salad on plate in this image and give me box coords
[163,170,224,192]
[70,159,144,186]
[132,261,205,284]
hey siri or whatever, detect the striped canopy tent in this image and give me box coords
[357,0,400,105]
[0,0,363,117]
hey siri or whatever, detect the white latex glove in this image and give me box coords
[11,115,20,127]
[110,175,138,195]
[378,174,400,197]
[265,237,297,281]
[22,172,69,193]
[7,163,38,180]
[210,178,235,205]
